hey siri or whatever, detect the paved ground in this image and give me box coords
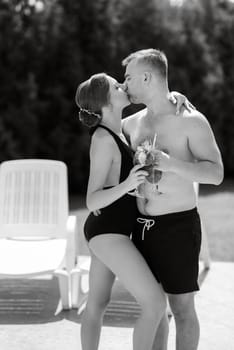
[0,261,233,350]
[79,261,234,350]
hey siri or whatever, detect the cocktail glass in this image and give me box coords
[128,134,163,197]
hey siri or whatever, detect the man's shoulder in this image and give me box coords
[123,108,147,123]
[181,109,208,125]
[122,108,146,132]
[180,109,211,137]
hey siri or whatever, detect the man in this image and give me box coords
[121,49,224,350]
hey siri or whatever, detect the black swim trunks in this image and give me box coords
[132,207,202,294]
[84,125,137,242]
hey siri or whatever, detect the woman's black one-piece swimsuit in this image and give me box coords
[84,124,137,242]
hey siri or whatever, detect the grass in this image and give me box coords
[199,180,234,261]
[70,179,234,262]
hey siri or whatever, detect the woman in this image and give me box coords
[76,73,167,350]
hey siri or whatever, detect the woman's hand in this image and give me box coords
[168,91,196,115]
[92,164,148,214]
[124,164,148,192]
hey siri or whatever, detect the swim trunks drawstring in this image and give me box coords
[137,218,155,240]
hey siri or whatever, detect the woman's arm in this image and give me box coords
[169,91,196,114]
[86,132,147,211]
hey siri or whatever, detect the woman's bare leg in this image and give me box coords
[81,252,115,350]
[89,234,167,350]
[152,312,169,350]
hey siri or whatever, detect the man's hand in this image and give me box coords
[168,91,196,115]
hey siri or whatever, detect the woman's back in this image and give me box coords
[84,124,137,242]
[89,124,134,187]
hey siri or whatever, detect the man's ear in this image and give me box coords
[143,71,152,85]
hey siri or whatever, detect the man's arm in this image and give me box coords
[155,112,224,185]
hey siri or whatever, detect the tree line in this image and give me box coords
[0,0,233,193]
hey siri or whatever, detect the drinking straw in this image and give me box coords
[152,133,157,149]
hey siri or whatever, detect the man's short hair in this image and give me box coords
[122,49,168,79]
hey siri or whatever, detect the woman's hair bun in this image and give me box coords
[79,108,102,128]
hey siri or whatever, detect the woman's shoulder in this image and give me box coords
[89,127,117,162]
[91,127,116,149]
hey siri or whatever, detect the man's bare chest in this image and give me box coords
[130,125,186,157]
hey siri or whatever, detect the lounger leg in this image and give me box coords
[55,269,71,310]
[71,268,89,310]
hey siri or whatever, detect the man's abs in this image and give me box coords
[137,173,197,215]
